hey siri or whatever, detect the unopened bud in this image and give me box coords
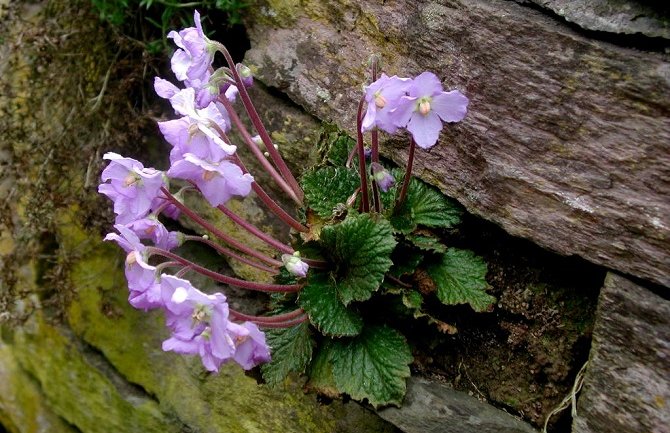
[236,63,253,88]
[370,162,395,192]
[282,252,309,278]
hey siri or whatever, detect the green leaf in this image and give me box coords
[299,274,363,337]
[305,340,339,397]
[302,167,361,218]
[407,234,447,253]
[427,248,495,312]
[330,325,413,407]
[261,322,315,386]
[320,213,397,305]
[389,174,463,234]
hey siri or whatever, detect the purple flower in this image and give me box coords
[361,74,411,134]
[104,224,162,310]
[125,216,182,250]
[370,162,395,192]
[168,10,214,83]
[228,321,271,370]
[98,153,166,224]
[281,252,309,278]
[167,153,254,207]
[392,72,469,149]
[160,275,235,372]
[158,88,236,163]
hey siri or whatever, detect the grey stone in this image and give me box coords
[377,377,537,433]
[245,0,670,287]
[526,0,670,39]
[573,273,670,433]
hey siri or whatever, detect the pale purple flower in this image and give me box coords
[125,216,182,250]
[228,321,271,370]
[361,74,411,134]
[160,275,235,372]
[104,224,162,310]
[370,162,395,192]
[168,10,214,83]
[158,88,236,163]
[167,153,254,207]
[392,72,469,149]
[98,153,166,224]
[281,252,309,278]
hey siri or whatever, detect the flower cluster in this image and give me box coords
[100,10,470,386]
[98,11,290,372]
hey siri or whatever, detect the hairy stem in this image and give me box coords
[160,187,282,267]
[218,95,301,205]
[184,235,278,274]
[231,155,309,233]
[215,43,304,202]
[148,247,301,293]
[217,204,294,255]
[396,137,416,207]
[356,96,370,212]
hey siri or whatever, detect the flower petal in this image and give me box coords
[432,90,469,123]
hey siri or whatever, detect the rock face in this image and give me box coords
[527,0,670,39]
[244,0,670,288]
[573,273,670,433]
[377,377,538,433]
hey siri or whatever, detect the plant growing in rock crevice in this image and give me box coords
[99,11,494,407]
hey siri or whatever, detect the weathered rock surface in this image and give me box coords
[377,377,538,433]
[526,0,670,39]
[244,0,670,287]
[573,273,670,433]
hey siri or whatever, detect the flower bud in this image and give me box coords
[281,252,309,278]
[370,162,395,192]
[236,63,253,88]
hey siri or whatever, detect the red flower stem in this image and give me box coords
[218,95,302,206]
[252,315,309,329]
[397,137,416,207]
[154,261,181,273]
[215,43,304,202]
[228,308,305,323]
[231,155,309,233]
[369,58,382,213]
[175,266,192,278]
[217,204,294,255]
[184,235,278,274]
[356,96,370,212]
[160,187,282,267]
[147,247,302,293]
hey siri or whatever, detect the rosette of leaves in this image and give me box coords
[262,132,495,407]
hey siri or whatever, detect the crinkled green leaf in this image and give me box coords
[305,340,339,397]
[261,322,315,386]
[389,173,463,234]
[302,167,361,218]
[330,325,412,408]
[299,274,363,337]
[321,213,396,305]
[407,234,448,253]
[427,248,495,312]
